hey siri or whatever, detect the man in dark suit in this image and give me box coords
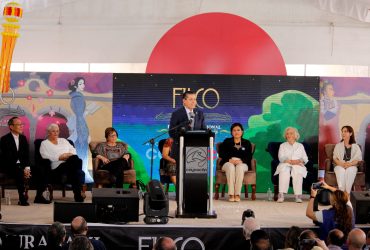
[169,90,206,151]
[169,91,207,205]
[0,116,50,205]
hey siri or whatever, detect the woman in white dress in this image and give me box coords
[274,127,308,203]
[333,125,362,194]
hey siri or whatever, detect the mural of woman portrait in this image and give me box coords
[68,77,93,182]
[320,80,339,121]
[319,80,340,169]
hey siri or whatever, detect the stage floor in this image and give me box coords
[1,189,323,228]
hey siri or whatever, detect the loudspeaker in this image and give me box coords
[144,179,169,224]
[92,188,139,223]
[350,191,370,224]
[54,202,97,223]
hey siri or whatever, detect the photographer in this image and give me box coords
[306,181,354,241]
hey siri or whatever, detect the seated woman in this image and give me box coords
[306,181,354,241]
[219,123,252,202]
[333,125,362,194]
[39,123,85,202]
[274,127,308,203]
[94,127,131,188]
[161,138,176,185]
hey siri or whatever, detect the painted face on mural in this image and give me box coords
[9,118,24,135]
[324,84,335,98]
[183,93,197,110]
[77,79,85,91]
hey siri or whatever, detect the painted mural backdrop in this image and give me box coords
[319,77,370,179]
[113,74,320,191]
[0,72,113,183]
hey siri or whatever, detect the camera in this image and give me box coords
[311,182,323,190]
[241,209,255,225]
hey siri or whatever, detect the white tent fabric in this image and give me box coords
[0,0,369,65]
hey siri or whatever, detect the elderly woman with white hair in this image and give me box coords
[39,123,85,202]
[274,127,308,203]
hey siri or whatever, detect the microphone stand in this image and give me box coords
[142,119,192,180]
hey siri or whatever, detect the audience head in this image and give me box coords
[347,228,366,250]
[8,116,24,135]
[68,235,93,250]
[284,226,301,250]
[47,221,66,248]
[153,237,176,250]
[104,127,118,140]
[243,217,260,240]
[230,123,244,138]
[284,126,300,142]
[182,90,196,110]
[68,77,85,93]
[327,229,345,247]
[71,216,88,236]
[328,190,353,237]
[250,229,270,250]
[341,125,356,144]
[298,229,318,250]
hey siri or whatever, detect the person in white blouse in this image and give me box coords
[333,125,362,194]
[39,123,85,202]
[274,127,308,203]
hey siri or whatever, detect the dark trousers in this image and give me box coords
[6,164,27,201]
[52,155,85,196]
[100,158,130,188]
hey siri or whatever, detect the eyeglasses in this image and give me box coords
[12,123,24,126]
[108,134,117,137]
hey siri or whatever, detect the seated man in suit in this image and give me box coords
[39,123,85,202]
[0,116,50,205]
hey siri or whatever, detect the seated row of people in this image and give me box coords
[0,116,362,206]
[0,116,131,206]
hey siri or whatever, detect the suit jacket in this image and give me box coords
[0,132,30,172]
[169,106,206,140]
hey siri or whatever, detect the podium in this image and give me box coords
[176,130,217,218]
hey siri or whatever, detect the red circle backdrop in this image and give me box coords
[146,12,286,75]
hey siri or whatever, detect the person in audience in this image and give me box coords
[298,229,328,250]
[250,229,271,250]
[161,137,177,185]
[153,237,176,250]
[62,216,106,250]
[47,222,66,250]
[243,217,260,241]
[219,122,252,202]
[366,230,370,249]
[333,125,362,194]
[0,116,50,205]
[327,229,345,250]
[281,226,301,250]
[306,181,354,241]
[39,123,85,202]
[274,127,309,203]
[347,228,366,250]
[68,236,93,250]
[94,127,131,188]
